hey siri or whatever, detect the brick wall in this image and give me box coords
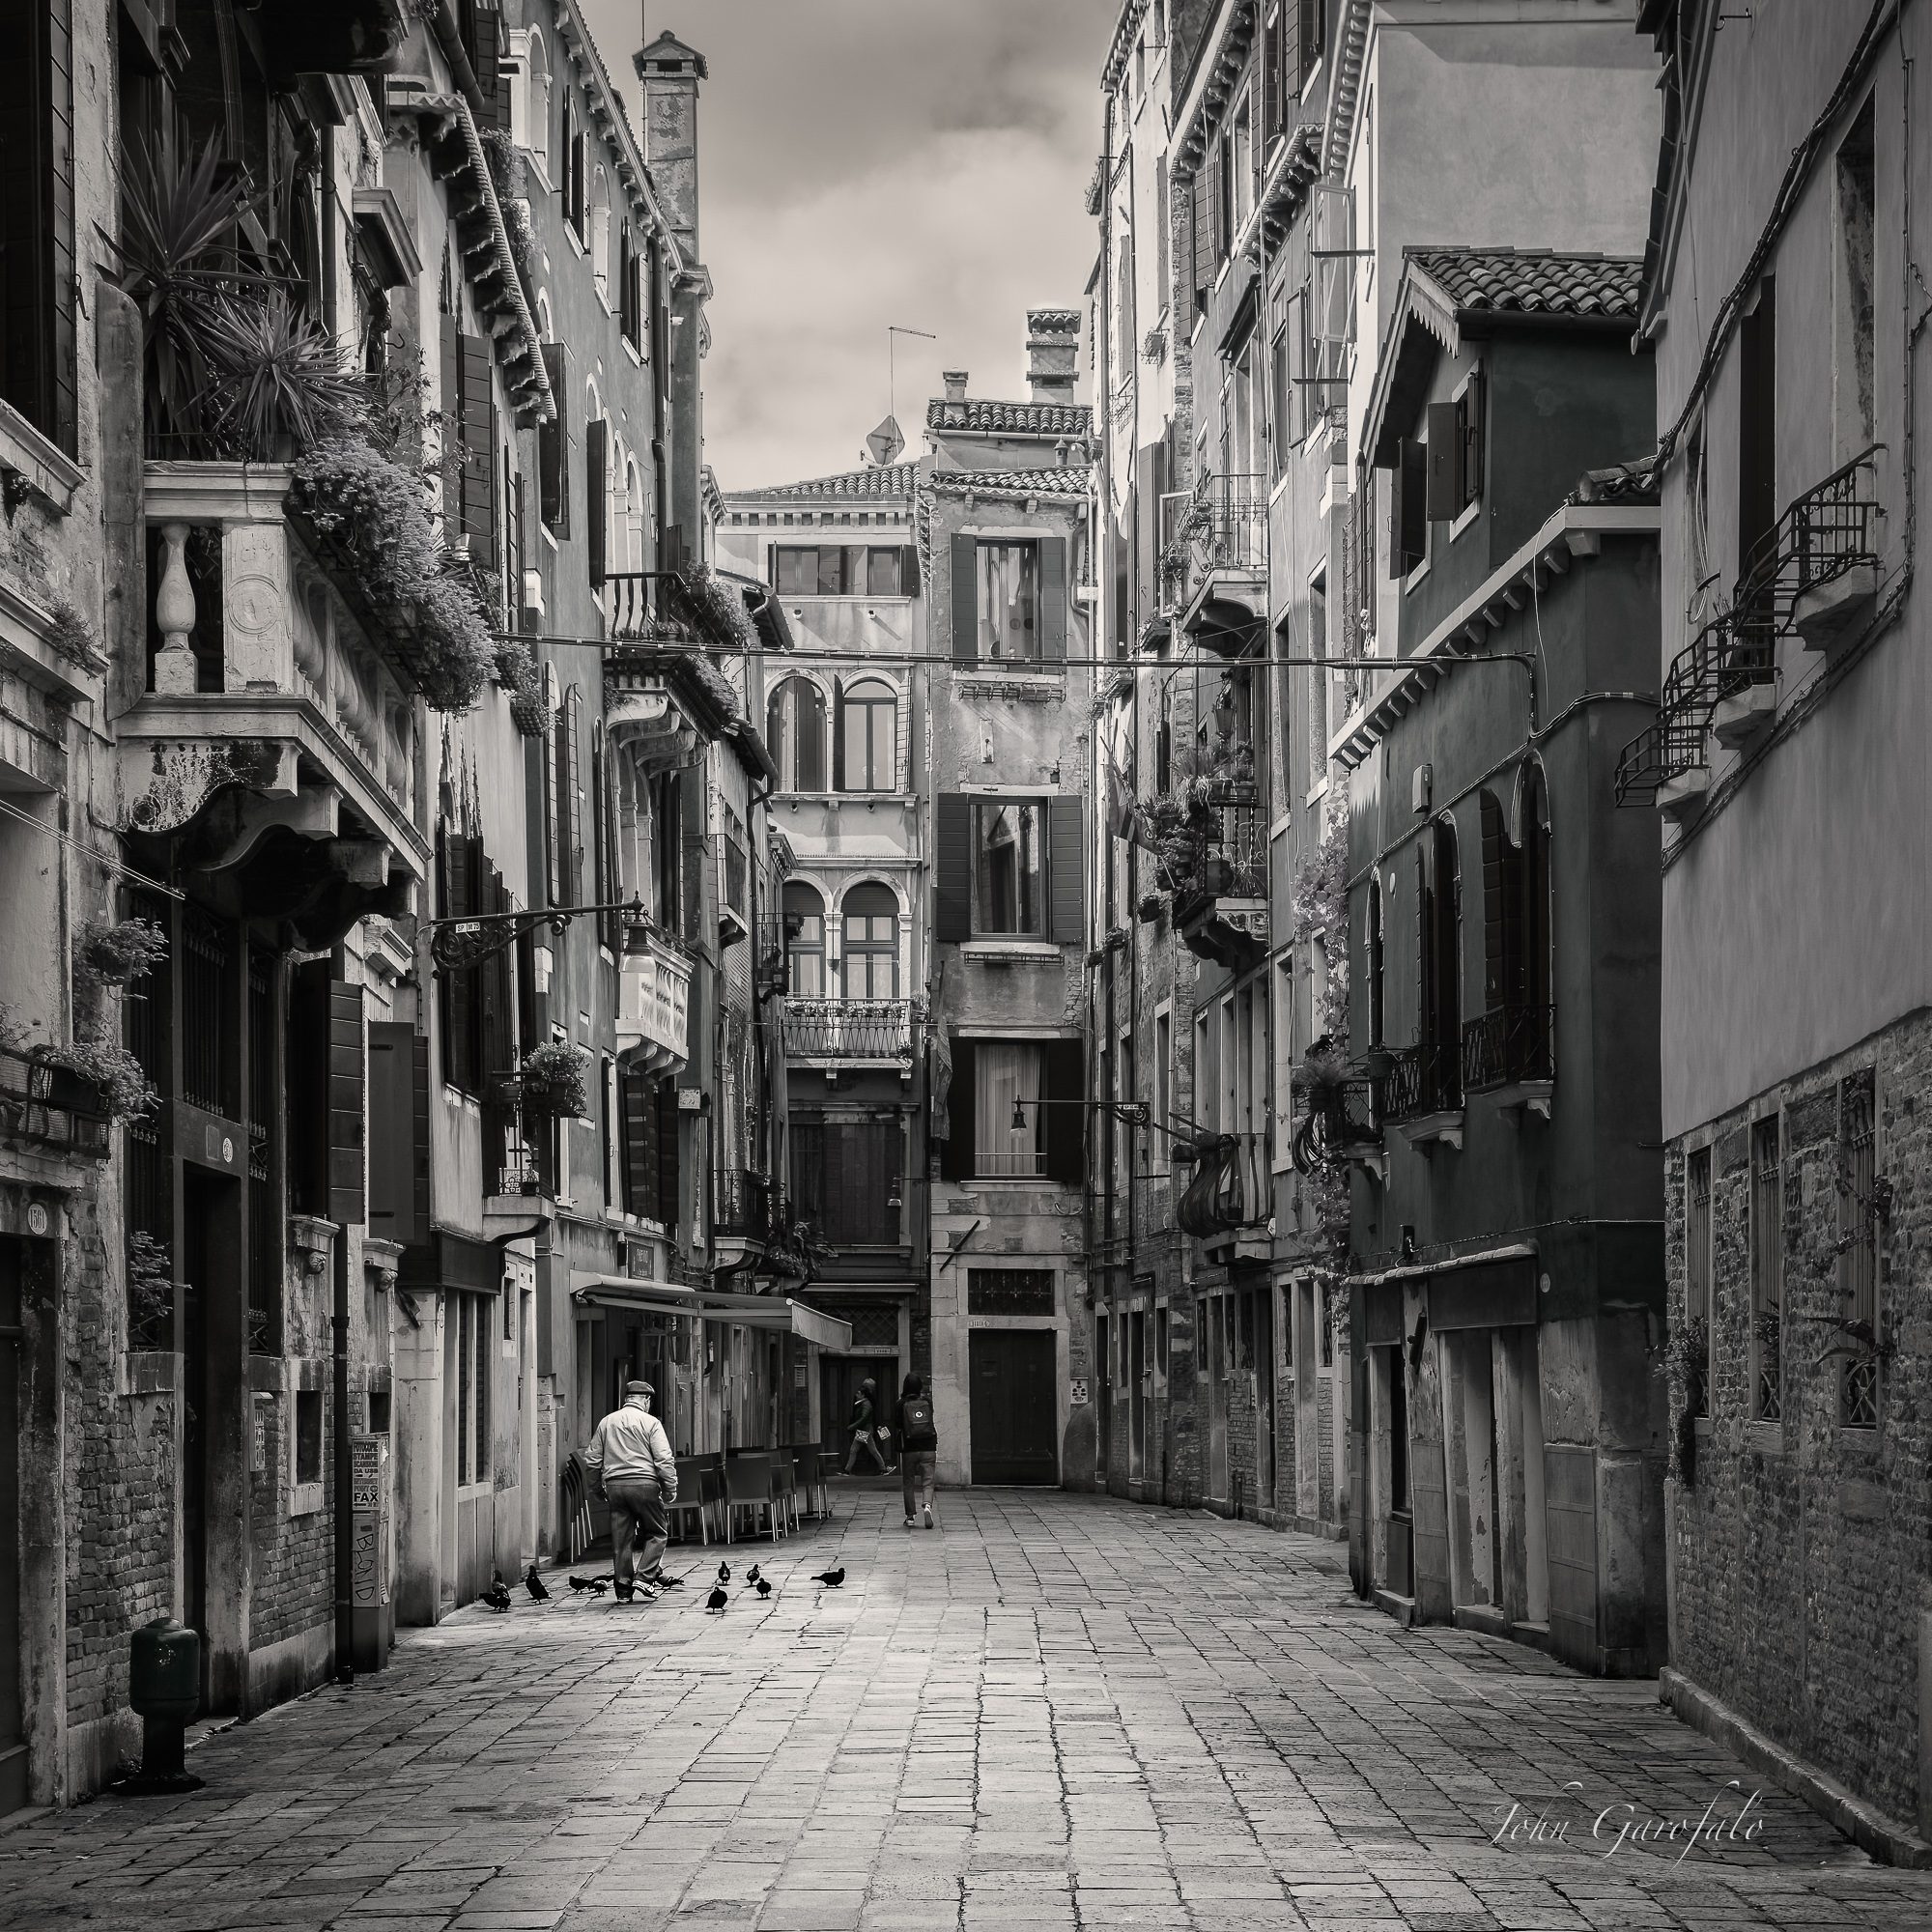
[1668,1009,1932,1828]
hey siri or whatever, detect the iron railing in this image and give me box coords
[1378,1043,1463,1122]
[780,998,915,1062]
[716,1168,771,1242]
[0,1046,112,1158]
[1291,1080,1379,1175]
[1157,471,1266,611]
[607,572,652,639]
[1462,1003,1556,1093]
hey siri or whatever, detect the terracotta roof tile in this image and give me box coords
[726,463,918,502]
[1407,247,1643,322]
[925,397,1094,436]
[928,465,1092,498]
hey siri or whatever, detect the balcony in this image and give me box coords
[715,1169,771,1270]
[604,637,740,781]
[616,926,693,1075]
[781,998,915,1069]
[1616,450,1882,815]
[1378,1044,1464,1152]
[121,462,427,944]
[0,1046,111,1160]
[1160,473,1267,654]
[1462,1004,1555,1121]
[718,832,749,947]
[1291,1077,1385,1185]
[1164,802,1268,971]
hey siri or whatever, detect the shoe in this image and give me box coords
[904,1517,915,1529]
[923,1508,934,1529]
[613,1585,634,1603]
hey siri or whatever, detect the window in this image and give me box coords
[1154,1008,1171,1170]
[791,1120,903,1243]
[0,0,76,458]
[839,883,897,997]
[782,882,825,995]
[967,1269,1055,1316]
[1367,875,1383,1048]
[972,798,1046,935]
[975,1040,1044,1176]
[526,31,553,174]
[296,1389,322,1487]
[977,543,1038,659]
[1839,1072,1878,1429]
[1231,90,1253,235]
[1750,1116,1782,1422]
[1319,1282,1334,1368]
[767,676,827,791]
[838,679,895,792]
[774,544,908,595]
[1687,1146,1711,1418]
[1417,818,1462,1110]
[1425,376,1485,524]
[457,1294,491,1484]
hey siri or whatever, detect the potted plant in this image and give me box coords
[518,1040,590,1119]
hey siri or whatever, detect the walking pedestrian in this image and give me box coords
[895,1373,938,1529]
[582,1380,679,1602]
[842,1377,890,1476]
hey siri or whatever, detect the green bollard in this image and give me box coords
[112,1615,204,1795]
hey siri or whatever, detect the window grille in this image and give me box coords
[1751,1117,1782,1421]
[968,1268,1055,1317]
[1686,1148,1711,1417]
[1840,1073,1879,1429]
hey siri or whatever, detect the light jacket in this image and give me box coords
[584,1398,679,1501]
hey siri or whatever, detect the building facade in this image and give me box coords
[1621,0,1932,1849]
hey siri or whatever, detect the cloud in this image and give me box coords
[580,0,1111,488]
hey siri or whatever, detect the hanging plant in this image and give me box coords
[518,1040,590,1119]
[128,1231,174,1351]
[494,639,547,737]
[679,565,760,656]
[43,1034,156,1122]
[74,917,169,991]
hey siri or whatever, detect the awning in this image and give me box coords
[570,1273,853,1350]
[1350,1242,1539,1339]
[1347,1240,1537,1291]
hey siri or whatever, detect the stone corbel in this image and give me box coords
[124,737,301,837]
[327,839,393,889]
[190,773,339,874]
[290,1215,335,1277]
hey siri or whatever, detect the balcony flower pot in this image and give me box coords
[518,1041,590,1120]
[1204,778,1259,809]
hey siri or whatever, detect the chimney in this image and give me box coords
[634,30,706,260]
[1025,309,1078,406]
[942,370,969,403]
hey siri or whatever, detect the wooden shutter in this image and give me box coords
[942,1038,975,1180]
[831,679,846,790]
[901,544,920,596]
[1391,440,1426,577]
[1299,0,1321,80]
[1044,1037,1086,1183]
[1048,796,1084,943]
[440,315,462,531]
[1425,401,1460,523]
[656,1077,680,1236]
[1038,535,1067,661]
[556,692,582,906]
[585,415,608,585]
[480,866,510,1089]
[1463,373,1485,504]
[934,794,972,943]
[1191,164,1213,305]
[459,333,494,542]
[1480,791,1508,1014]
[539,340,570,535]
[1416,850,1435,1053]
[327,980,366,1228]
[951,532,978,664]
[368,1022,426,1246]
[471,3,504,128]
[1153,156,1169,309]
[1263,6,1282,140]
[622,1065,658,1219]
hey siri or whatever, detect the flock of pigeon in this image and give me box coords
[478,1558,846,1614]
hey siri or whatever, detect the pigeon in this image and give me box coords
[810,1567,845,1588]
[482,1575,511,1612]
[754,1577,773,1599]
[525,1565,550,1603]
[717,1561,731,1584]
[706,1585,729,1613]
[746,1564,761,1586]
[568,1575,610,1596]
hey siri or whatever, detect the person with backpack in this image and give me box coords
[842,1377,890,1476]
[895,1373,939,1528]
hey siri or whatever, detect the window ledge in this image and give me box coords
[1450,497,1483,542]
[289,1480,326,1519]
[960,940,1062,959]
[621,335,642,367]
[0,400,83,514]
[1403,554,1431,595]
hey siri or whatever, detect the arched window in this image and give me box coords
[837,678,896,792]
[1367,875,1383,1050]
[767,677,826,791]
[624,460,643,572]
[1520,767,1551,1015]
[591,167,611,297]
[1418,816,1462,1109]
[535,290,554,342]
[526,33,553,176]
[782,883,824,995]
[840,883,897,998]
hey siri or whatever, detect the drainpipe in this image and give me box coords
[332,1227,353,1684]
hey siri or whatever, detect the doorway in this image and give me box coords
[969,1329,1058,1485]
[182,1173,212,1644]
[1253,1289,1274,1511]
[0,1242,24,1814]
[1127,1310,1145,1483]
[1206,1295,1229,1505]
[819,1355,896,1469]
[1094,1312,1110,1479]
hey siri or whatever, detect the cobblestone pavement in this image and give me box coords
[6,1489,1931,1932]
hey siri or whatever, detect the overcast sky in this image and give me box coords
[582,0,1112,491]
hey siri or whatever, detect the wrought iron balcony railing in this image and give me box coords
[1462,1003,1555,1094]
[781,998,914,1063]
[0,1046,111,1158]
[1291,1079,1380,1175]
[1157,471,1267,612]
[716,1168,771,1242]
[1378,1043,1463,1122]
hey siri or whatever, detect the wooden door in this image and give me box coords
[1128,1312,1145,1480]
[969,1330,1058,1485]
[0,1245,23,1814]
[1094,1313,1109,1477]
[1207,1296,1229,1504]
[819,1357,895,1465]
[1253,1290,1274,1510]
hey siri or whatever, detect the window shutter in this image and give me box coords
[1154,156,1169,309]
[901,544,920,596]
[766,542,778,588]
[479,866,509,1089]
[934,794,972,944]
[440,315,462,531]
[1416,851,1435,1052]
[1208,141,1225,266]
[561,692,582,905]
[656,1076,680,1236]
[1480,791,1507,1013]
[539,340,570,534]
[411,1033,431,1239]
[1463,374,1485,504]
[1048,796,1084,943]
[368,1023,416,1243]
[585,416,608,585]
[622,1065,658,1219]
[472,4,504,128]
[1299,0,1322,80]
[1044,1037,1086,1183]
[831,679,846,790]
[1038,535,1067,661]
[1391,440,1426,576]
[942,1038,975,1180]
[460,333,493,541]
[951,532,978,664]
[1425,401,1459,523]
[1191,166,1212,307]
[1263,6,1282,140]
[327,980,367,1229]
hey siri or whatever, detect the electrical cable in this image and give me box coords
[0,795,185,900]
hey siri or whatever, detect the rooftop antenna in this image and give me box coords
[867,325,936,467]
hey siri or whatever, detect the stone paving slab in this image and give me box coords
[2,1490,1930,1929]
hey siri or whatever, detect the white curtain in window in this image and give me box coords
[976,1041,1043,1176]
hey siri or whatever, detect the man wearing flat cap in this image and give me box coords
[583,1380,680,1602]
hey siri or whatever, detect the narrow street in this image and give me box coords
[5,1494,1924,1932]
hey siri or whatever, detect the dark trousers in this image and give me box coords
[606,1478,668,1592]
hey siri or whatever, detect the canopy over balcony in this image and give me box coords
[118,462,428,948]
[570,1274,854,1350]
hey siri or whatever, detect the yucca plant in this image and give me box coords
[199,291,369,459]
[112,137,256,451]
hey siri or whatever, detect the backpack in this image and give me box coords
[900,1395,937,1450]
